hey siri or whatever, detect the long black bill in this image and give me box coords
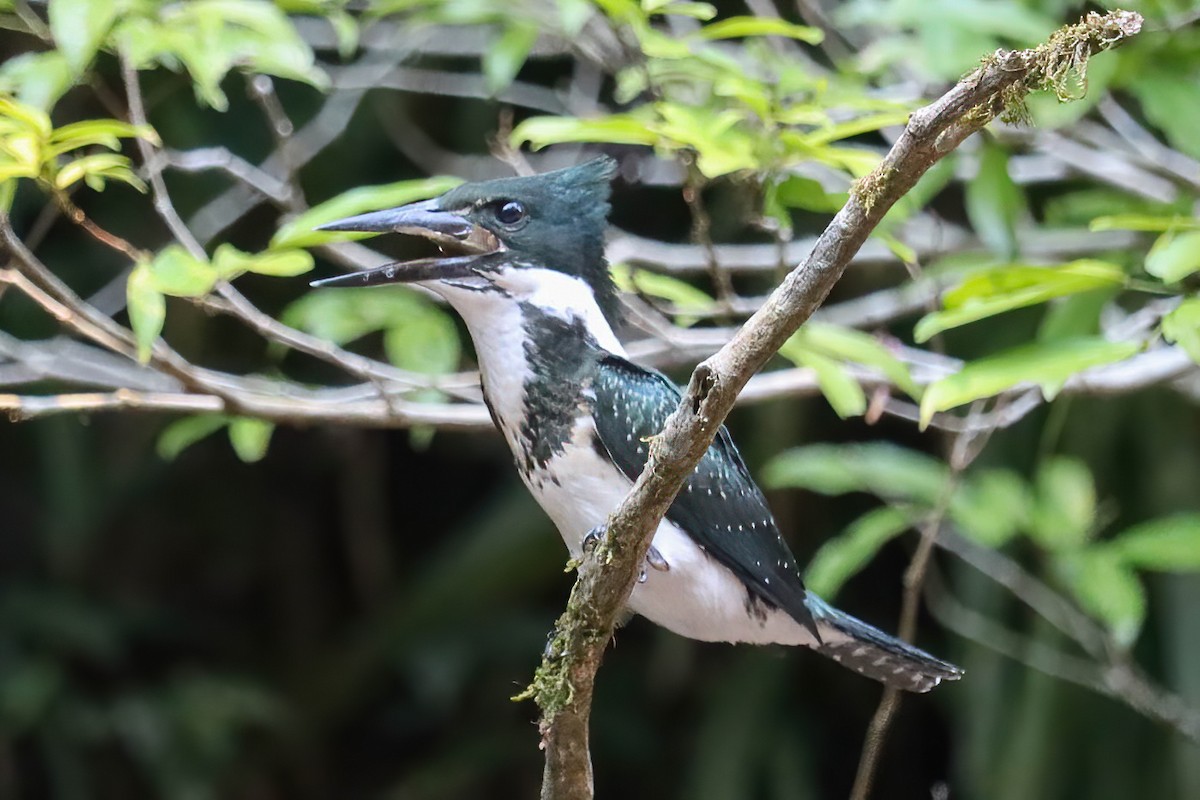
[310,198,501,288]
[309,255,483,288]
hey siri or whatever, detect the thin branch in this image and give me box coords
[924,563,1200,744]
[520,13,1144,800]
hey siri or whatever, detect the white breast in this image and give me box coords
[437,274,817,648]
[526,419,817,647]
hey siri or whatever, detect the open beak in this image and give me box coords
[309,198,502,288]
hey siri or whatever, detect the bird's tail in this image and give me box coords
[805,596,963,693]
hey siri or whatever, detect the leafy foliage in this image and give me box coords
[1,0,1198,797]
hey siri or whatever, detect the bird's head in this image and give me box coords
[312,156,619,324]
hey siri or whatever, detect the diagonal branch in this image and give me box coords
[521,11,1144,800]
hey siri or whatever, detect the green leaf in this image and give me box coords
[1089,214,1200,233]
[383,304,461,376]
[611,264,714,326]
[227,417,274,463]
[49,0,117,74]
[557,0,594,35]
[1037,289,1112,343]
[918,337,1140,428]
[805,110,912,146]
[1029,457,1095,551]
[0,52,74,110]
[1053,550,1145,648]
[271,176,462,250]
[804,507,912,599]
[651,2,716,20]
[1145,230,1200,284]
[510,114,659,151]
[1162,297,1200,364]
[791,322,920,399]
[53,153,145,192]
[964,142,1025,259]
[213,244,313,278]
[914,260,1125,342]
[770,175,846,214]
[950,468,1028,548]
[483,23,538,95]
[157,415,230,460]
[281,285,461,377]
[763,443,947,507]
[1103,514,1200,572]
[147,245,217,297]
[0,95,52,138]
[1129,68,1200,161]
[49,119,159,152]
[126,264,166,363]
[696,16,823,43]
[329,10,359,58]
[788,348,866,418]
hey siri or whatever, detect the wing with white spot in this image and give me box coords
[590,355,817,638]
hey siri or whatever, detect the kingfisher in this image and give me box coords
[313,157,962,692]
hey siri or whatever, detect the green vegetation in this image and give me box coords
[1,1,1198,798]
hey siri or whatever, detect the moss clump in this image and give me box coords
[1032,10,1141,101]
[852,165,897,214]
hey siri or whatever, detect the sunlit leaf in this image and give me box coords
[763,443,947,507]
[951,468,1028,547]
[770,175,846,213]
[383,305,461,376]
[329,9,359,58]
[157,415,230,461]
[148,245,217,297]
[127,264,166,363]
[1104,514,1200,572]
[49,119,159,151]
[919,337,1140,428]
[914,260,1126,342]
[483,22,538,95]
[792,322,920,399]
[804,507,911,598]
[1029,457,1095,551]
[1037,289,1112,343]
[54,153,146,192]
[282,286,461,377]
[696,16,823,43]
[49,0,117,74]
[271,176,462,249]
[0,95,52,138]
[213,244,313,278]
[1145,230,1200,284]
[964,142,1025,259]
[228,417,274,463]
[511,113,659,152]
[1089,214,1200,233]
[611,264,714,326]
[0,52,74,110]
[1162,297,1200,364]
[652,2,716,20]
[806,109,911,146]
[1054,550,1145,648]
[786,347,866,418]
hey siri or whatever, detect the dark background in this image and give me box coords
[2,1,1200,798]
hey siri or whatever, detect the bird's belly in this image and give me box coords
[524,435,814,647]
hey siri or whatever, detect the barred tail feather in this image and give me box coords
[806,596,963,693]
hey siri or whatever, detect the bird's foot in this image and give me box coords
[581,524,670,584]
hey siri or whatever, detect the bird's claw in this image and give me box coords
[582,525,669,576]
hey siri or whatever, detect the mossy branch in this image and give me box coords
[523,11,1142,800]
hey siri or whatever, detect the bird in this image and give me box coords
[312,156,963,692]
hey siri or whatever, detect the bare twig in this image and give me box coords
[519,13,1144,800]
[924,553,1200,744]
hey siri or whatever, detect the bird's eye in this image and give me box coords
[496,200,526,226]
